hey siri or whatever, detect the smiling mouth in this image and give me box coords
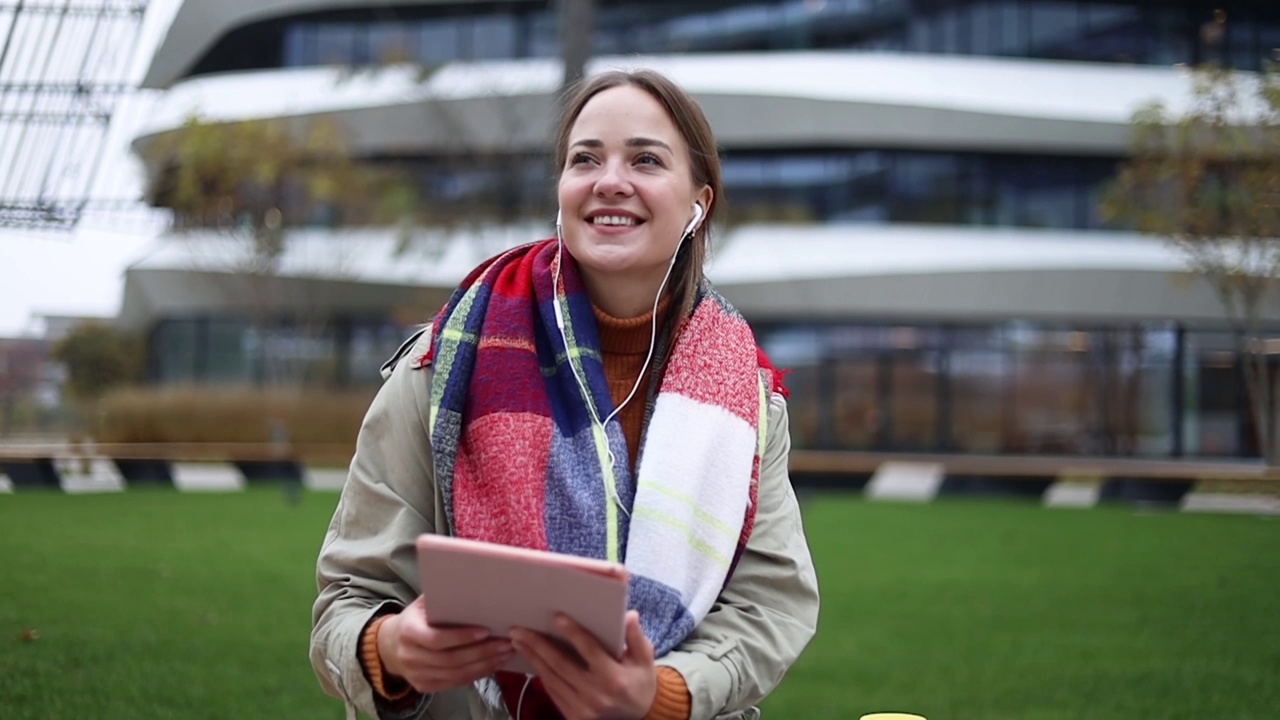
[589,215,641,227]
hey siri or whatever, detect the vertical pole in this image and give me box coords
[557,0,594,94]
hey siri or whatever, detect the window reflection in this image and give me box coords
[785,364,824,449]
[758,323,1245,458]
[649,150,1115,229]
[207,320,251,384]
[1187,333,1243,457]
[891,352,939,450]
[194,1,1280,79]
[833,358,880,450]
[314,24,358,66]
[1011,351,1091,453]
[149,318,411,387]
[951,351,1006,452]
[348,323,406,385]
[153,320,197,384]
[144,315,1257,460]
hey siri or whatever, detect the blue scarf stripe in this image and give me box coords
[629,575,697,656]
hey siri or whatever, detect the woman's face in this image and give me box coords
[557,85,710,295]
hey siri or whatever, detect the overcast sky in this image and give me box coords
[0,0,181,337]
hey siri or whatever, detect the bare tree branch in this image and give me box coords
[1101,61,1280,463]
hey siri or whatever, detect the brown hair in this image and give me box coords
[553,69,723,321]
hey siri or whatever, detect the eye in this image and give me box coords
[635,152,663,167]
[569,151,596,166]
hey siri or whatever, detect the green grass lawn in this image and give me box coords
[1,489,1277,720]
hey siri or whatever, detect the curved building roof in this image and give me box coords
[141,0,481,89]
[131,51,1201,182]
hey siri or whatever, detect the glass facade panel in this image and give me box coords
[1133,332,1175,455]
[784,363,824,449]
[760,326,824,448]
[1186,332,1244,457]
[833,358,880,449]
[348,322,406,385]
[419,19,462,62]
[736,151,1115,229]
[1149,7,1194,66]
[950,350,1006,452]
[283,24,314,66]
[891,352,939,450]
[890,154,968,224]
[471,15,518,59]
[314,23,359,66]
[153,320,197,384]
[1079,3,1146,63]
[997,1,1027,56]
[758,321,1259,458]
[1261,24,1280,64]
[142,315,1267,460]
[148,317,416,388]
[1010,351,1091,453]
[206,319,251,384]
[969,1,996,55]
[1028,1,1082,56]
[204,1,1280,78]
[370,22,415,64]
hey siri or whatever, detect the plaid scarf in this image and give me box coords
[427,238,767,713]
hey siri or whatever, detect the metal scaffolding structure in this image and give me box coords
[0,0,148,230]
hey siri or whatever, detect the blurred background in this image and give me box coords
[2,2,1279,719]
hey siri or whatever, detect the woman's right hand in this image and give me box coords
[377,595,514,693]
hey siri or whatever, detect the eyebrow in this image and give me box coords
[570,137,673,152]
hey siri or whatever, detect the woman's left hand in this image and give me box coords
[510,610,657,720]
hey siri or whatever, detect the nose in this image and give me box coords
[593,158,633,198]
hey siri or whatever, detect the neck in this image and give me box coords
[581,267,675,319]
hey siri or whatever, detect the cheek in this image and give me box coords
[557,173,593,204]
[651,192,692,232]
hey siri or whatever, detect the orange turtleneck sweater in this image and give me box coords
[593,302,657,468]
[360,302,692,719]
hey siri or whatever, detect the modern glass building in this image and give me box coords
[122,0,1280,459]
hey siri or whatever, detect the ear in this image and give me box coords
[693,185,713,231]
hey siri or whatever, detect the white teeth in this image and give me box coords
[591,215,636,226]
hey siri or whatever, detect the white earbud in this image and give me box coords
[553,208,565,329]
[682,203,705,238]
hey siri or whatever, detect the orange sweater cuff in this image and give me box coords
[645,666,692,720]
[360,614,414,701]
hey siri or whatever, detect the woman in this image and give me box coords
[310,69,819,720]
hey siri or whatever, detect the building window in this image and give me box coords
[716,150,1119,229]
[186,1,1280,81]
[759,321,1256,459]
[152,320,198,384]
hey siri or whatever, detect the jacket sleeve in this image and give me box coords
[309,329,439,720]
[654,391,821,720]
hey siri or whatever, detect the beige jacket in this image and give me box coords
[309,328,820,720]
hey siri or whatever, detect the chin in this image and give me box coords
[575,249,646,276]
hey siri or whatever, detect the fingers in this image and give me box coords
[622,611,655,665]
[399,640,513,693]
[399,635,511,668]
[387,597,514,693]
[399,606,494,651]
[553,613,616,668]
[510,629,588,714]
[511,617,660,720]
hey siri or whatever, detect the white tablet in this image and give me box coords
[415,534,629,675]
